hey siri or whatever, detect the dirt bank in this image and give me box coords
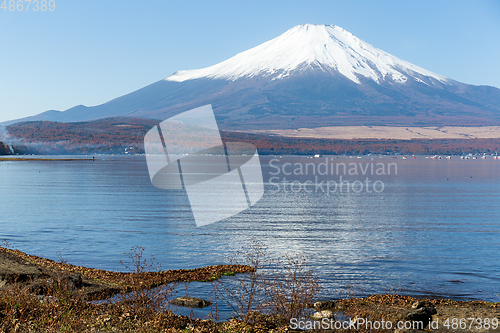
[0,246,252,301]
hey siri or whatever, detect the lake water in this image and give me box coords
[1,155,499,310]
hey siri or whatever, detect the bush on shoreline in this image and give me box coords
[215,239,320,324]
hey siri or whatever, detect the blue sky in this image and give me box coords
[1,0,499,122]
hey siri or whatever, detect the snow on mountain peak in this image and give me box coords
[165,24,449,85]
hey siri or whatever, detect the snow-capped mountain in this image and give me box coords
[5,24,500,129]
[167,24,448,85]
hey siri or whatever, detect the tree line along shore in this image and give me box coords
[0,118,499,155]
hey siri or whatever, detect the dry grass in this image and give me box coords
[0,245,292,332]
[0,278,292,333]
[6,244,497,332]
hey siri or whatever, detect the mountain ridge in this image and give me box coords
[4,24,500,129]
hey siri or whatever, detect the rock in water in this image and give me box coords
[311,310,334,320]
[170,296,211,308]
[313,300,336,310]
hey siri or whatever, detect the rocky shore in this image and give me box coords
[310,296,500,333]
[1,246,499,332]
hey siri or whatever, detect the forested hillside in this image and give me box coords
[7,118,159,154]
[5,118,500,155]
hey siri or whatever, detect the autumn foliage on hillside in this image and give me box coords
[6,117,500,155]
[7,118,160,154]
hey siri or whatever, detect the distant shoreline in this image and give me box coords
[221,131,500,156]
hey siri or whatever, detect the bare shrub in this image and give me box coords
[210,278,220,323]
[217,238,320,323]
[264,253,320,320]
[120,246,160,275]
[385,283,402,305]
[217,239,270,320]
[1,239,11,249]
[118,246,176,312]
[56,250,68,264]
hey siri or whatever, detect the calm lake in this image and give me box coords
[1,155,499,307]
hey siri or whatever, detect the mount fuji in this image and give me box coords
[7,24,500,129]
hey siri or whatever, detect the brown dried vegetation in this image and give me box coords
[0,245,294,332]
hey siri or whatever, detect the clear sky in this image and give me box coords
[1,0,499,122]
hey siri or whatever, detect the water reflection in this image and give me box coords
[1,155,499,302]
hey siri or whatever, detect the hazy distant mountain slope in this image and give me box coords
[5,24,500,129]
